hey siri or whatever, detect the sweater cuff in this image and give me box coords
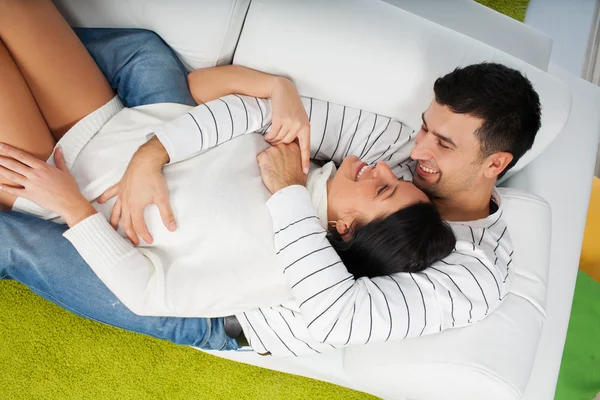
[266,185,318,231]
[63,213,136,272]
[11,197,58,220]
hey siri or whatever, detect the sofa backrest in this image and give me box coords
[233,0,571,184]
[53,0,251,70]
[382,0,553,71]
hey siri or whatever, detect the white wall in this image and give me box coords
[525,0,599,76]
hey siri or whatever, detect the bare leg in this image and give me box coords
[0,0,115,140]
[0,39,54,209]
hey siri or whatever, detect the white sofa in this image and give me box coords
[53,0,600,399]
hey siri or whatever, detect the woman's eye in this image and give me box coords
[377,185,388,195]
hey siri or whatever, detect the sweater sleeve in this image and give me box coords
[266,185,510,346]
[63,213,200,317]
[151,95,416,169]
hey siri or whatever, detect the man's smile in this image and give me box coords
[416,162,439,178]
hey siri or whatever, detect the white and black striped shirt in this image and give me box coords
[153,95,513,356]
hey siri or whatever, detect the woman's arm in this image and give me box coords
[0,143,217,317]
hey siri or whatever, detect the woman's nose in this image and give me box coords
[375,161,396,181]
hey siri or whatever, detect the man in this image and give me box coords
[92,62,540,354]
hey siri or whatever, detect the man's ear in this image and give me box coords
[484,152,513,179]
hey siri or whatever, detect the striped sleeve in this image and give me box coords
[152,94,271,164]
[151,95,415,167]
[266,185,511,346]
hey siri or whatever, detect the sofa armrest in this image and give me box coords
[501,64,600,400]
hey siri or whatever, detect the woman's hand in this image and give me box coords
[265,78,311,174]
[97,137,175,245]
[0,143,96,226]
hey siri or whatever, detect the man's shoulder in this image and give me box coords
[428,209,513,296]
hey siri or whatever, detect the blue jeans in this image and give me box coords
[0,29,240,352]
[74,28,196,108]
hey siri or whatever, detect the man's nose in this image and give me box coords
[410,131,434,161]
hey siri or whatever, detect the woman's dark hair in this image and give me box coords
[328,202,455,279]
[433,62,542,179]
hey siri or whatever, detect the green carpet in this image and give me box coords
[0,281,374,400]
[476,0,529,22]
[555,270,600,400]
[1,2,530,399]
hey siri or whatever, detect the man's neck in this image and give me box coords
[434,184,495,222]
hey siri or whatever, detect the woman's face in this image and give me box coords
[327,156,430,235]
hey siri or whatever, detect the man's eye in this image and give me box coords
[437,141,450,150]
[377,185,388,195]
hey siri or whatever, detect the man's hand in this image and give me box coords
[257,142,307,194]
[97,137,175,245]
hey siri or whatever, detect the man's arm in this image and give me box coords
[266,186,510,345]
[188,66,312,172]
[153,95,415,167]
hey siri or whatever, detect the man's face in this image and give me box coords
[410,100,486,200]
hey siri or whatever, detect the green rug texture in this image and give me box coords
[476,0,529,22]
[555,271,600,400]
[1,2,531,400]
[0,281,375,400]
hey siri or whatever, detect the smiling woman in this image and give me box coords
[321,154,455,279]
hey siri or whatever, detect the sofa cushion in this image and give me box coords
[53,0,251,70]
[233,0,571,184]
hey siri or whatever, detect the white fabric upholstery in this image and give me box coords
[53,0,251,70]
[232,0,571,184]
[54,0,600,398]
[502,65,600,400]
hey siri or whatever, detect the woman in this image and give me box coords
[0,0,453,355]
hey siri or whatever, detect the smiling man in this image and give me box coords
[135,62,541,352]
[247,62,542,352]
[411,64,540,222]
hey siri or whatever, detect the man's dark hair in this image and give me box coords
[328,203,455,279]
[433,62,542,178]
